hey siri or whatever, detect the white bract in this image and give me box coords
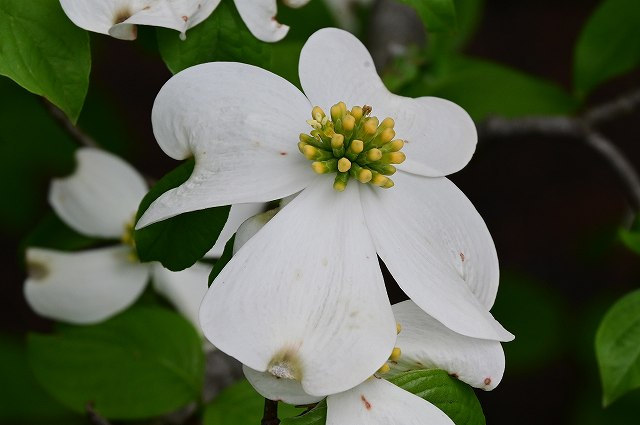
[136,27,513,397]
[59,0,309,42]
[244,300,505,424]
[23,148,254,328]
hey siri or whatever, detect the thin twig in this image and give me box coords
[261,399,280,425]
[41,98,100,148]
[86,403,111,425]
[479,88,640,212]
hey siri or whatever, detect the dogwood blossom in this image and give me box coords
[23,148,252,327]
[136,27,513,397]
[244,300,505,424]
[59,0,309,42]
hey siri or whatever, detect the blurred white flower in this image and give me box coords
[59,0,310,42]
[23,148,253,329]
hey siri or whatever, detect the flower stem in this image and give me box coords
[261,398,280,425]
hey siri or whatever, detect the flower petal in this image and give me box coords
[232,207,279,254]
[199,178,397,396]
[233,0,289,42]
[112,0,221,40]
[59,0,135,38]
[151,262,209,333]
[207,203,267,257]
[50,148,148,239]
[299,28,475,177]
[327,377,454,425]
[361,172,513,341]
[299,28,386,113]
[391,301,505,390]
[243,365,324,405]
[137,62,314,229]
[24,246,149,324]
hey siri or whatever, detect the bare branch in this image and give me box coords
[479,88,640,212]
[41,98,100,148]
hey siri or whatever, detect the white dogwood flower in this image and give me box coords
[59,0,310,42]
[136,27,513,397]
[23,148,254,327]
[244,299,505,424]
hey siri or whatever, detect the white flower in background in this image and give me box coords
[59,0,310,42]
[136,27,513,397]
[244,300,505,424]
[23,148,254,328]
[324,0,373,30]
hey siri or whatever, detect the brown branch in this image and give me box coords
[478,88,640,212]
[86,403,111,425]
[41,98,100,148]
[261,399,280,425]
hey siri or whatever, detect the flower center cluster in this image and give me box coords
[121,217,139,262]
[299,102,406,192]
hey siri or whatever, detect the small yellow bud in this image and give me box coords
[303,145,318,160]
[351,106,363,121]
[297,141,307,153]
[390,347,402,362]
[377,363,391,374]
[349,139,364,155]
[378,128,396,145]
[357,168,372,183]
[342,114,355,132]
[333,180,347,192]
[366,148,382,162]
[331,134,344,150]
[338,157,352,173]
[363,118,379,136]
[312,106,325,121]
[382,178,394,189]
[396,323,402,334]
[330,102,347,122]
[381,117,395,129]
[385,152,406,164]
[306,119,321,129]
[371,173,389,187]
[388,139,404,152]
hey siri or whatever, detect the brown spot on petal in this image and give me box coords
[27,261,49,281]
[460,252,465,262]
[182,15,188,22]
[484,377,492,386]
[360,395,372,410]
[114,7,132,24]
[450,372,459,378]
[280,151,287,156]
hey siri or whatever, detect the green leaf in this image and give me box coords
[397,0,458,32]
[284,370,484,425]
[429,0,484,54]
[596,289,640,406]
[21,211,107,256]
[0,334,85,425]
[0,78,76,236]
[405,55,578,121]
[280,401,326,425]
[209,234,235,285]
[0,0,90,122]
[28,306,205,420]
[574,0,640,97]
[157,0,271,74]
[204,379,304,425]
[389,370,485,425]
[134,159,230,271]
